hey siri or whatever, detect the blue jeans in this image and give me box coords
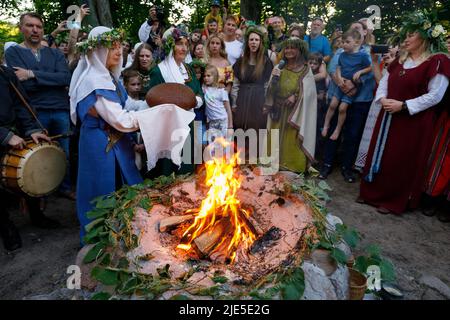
[37,109,72,192]
[323,101,371,170]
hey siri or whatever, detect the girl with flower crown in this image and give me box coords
[359,10,450,215]
[69,27,144,242]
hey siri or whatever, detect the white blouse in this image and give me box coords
[375,57,449,115]
[95,96,139,132]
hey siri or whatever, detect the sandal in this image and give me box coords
[377,207,391,215]
[355,196,365,204]
[421,207,436,217]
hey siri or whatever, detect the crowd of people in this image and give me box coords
[0,1,449,252]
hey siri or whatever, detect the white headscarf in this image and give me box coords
[158,49,187,84]
[69,26,123,124]
[158,26,189,84]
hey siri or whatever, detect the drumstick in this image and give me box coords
[24,131,74,143]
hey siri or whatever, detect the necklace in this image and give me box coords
[22,43,41,62]
[181,63,193,83]
[138,70,151,86]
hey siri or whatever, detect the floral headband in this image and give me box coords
[399,9,448,53]
[76,29,125,54]
[163,27,189,56]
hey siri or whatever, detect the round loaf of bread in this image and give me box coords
[145,83,197,110]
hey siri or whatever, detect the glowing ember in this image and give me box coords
[177,139,257,262]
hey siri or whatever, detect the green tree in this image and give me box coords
[331,0,444,41]
[0,21,22,46]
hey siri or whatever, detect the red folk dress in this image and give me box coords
[360,54,450,214]
[425,102,450,200]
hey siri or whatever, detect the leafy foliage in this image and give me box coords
[0,22,22,53]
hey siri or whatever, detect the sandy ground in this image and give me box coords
[0,171,449,300]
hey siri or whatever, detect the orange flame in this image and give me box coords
[177,138,256,262]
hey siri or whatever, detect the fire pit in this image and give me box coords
[77,145,351,300]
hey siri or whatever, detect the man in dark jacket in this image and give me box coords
[0,65,59,251]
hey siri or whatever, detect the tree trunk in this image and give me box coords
[240,0,262,23]
[95,0,113,27]
[81,0,99,27]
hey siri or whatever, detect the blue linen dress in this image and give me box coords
[76,82,143,242]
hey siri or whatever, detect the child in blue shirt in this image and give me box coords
[322,29,371,141]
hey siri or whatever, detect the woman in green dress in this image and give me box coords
[264,37,317,173]
[147,27,204,178]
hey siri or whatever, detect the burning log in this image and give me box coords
[192,219,233,257]
[159,215,195,232]
[236,209,260,237]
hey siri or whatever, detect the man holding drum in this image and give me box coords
[0,65,59,252]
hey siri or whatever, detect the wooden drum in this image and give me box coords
[1,141,67,197]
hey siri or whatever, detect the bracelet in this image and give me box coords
[27,70,32,79]
[402,102,408,111]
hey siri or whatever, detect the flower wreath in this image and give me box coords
[244,25,269,50]
[399,9,448,53]
[162,26,189,56]
[76,28,125,54]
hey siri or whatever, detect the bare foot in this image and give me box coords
[330,130,340,141]
[321,126,329,138]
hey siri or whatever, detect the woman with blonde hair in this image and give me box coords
[205,34,234,93]
[69,27,144,242]
[264,37,317,173]
[360,10,449,215]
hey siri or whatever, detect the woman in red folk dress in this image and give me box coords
[359,10,450,215]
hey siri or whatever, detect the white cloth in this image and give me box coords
[203,86,229,121]
[125,97,149,112]
[224,40,243,66]
[158,49,187,84]
[375,57,449,115]
[69,26,123,124]
[134,104,195,171]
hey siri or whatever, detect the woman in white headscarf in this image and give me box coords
[147,26,204,178]
[69,26,143,243]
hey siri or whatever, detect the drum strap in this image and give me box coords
[0,66,48,135]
